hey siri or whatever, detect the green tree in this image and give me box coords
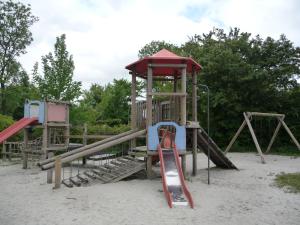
[138,40,181,58]
[34,34,81,101]
[139,27,300,147]
[0,0,38,114]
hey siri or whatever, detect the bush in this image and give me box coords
[0,114,14,131]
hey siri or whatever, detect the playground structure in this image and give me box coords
[0,49,299,208]
[36,49,238,208]
[225,112,300,163]
[0,99,70,168]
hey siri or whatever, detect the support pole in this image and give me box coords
[22,128,29,169]
[181,154,187,178]
[131,73,137,149]
[147,66,153,127]
[180,67,187,126]
[146,155,153,179]
[54,156,62,189]
[265,117,282,153]
[244,112,266,163]
[192,71,197,176]
[2,142,6,161]
[82,123,87,165]
[279,118,300,150]
[146,66,153,179]
[47,152,54,183]
[225,120,247,154]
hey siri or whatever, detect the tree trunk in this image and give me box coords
[0,82,5,114]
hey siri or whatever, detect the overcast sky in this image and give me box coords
[19,0,300,89]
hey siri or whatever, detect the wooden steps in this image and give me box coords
[62,156,145,188]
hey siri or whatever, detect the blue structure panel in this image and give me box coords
[148,122,186,152]
[24,100,44,124]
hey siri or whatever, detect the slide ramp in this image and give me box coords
[158,145,194,208]
[0,117,38,144]
[39,129,146,170]
[197,128,237,169]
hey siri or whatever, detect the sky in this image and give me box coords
[19,0,300,89]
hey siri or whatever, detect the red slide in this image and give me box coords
[0,117,38,144]
[158,144,194,208]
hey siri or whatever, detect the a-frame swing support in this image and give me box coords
[225,112,300,163]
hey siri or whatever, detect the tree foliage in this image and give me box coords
[0,0,38,114]
[34,34,81,102]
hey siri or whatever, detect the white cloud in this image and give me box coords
[18,0,300,89]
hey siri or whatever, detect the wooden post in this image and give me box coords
[146,66,153,179]
[2,142,7,161]
[42,101,48,160]
[22,128,29,169]
[54,156,62,189]
[65,103,70,147]
[131,73,137,149]
[82,123,87,165]
[180,67,187,126]
[173,77,178,122]
[146,155,153,179]
[147,66,153,127]
[244,112,266,163]
[181,154,187,178]
[265,117,282,153]
[192,70,197,176]
[279,118,300,150]
[47,152,54,183]
[225,120,247,154]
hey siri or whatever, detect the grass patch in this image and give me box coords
[275,172,300,193]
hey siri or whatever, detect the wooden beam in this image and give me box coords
[146,155,153,179]
[147,66,153,127]
[265,118,282,153]
[22,129,29,169]
[148,92,187,96]
[244,112,266,163]
[47,152,54,183]
[225,120,247,154]
[247,112,285,117]
[131,74,137,148]
[180,67,187,126]
[279,118,300,150]
[149,63,187,68]
[192,70,197,176]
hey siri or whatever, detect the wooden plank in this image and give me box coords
[225,120,247,154]
[244,112,266,163]
[110,164,145,183]
[69,177,81,187]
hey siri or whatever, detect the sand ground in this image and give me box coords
[0,153,299,225]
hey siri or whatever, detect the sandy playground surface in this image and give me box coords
[0,153,299,225]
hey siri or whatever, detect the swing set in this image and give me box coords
[225,112,300,163]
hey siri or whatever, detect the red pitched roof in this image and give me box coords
[125,49,202,77]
